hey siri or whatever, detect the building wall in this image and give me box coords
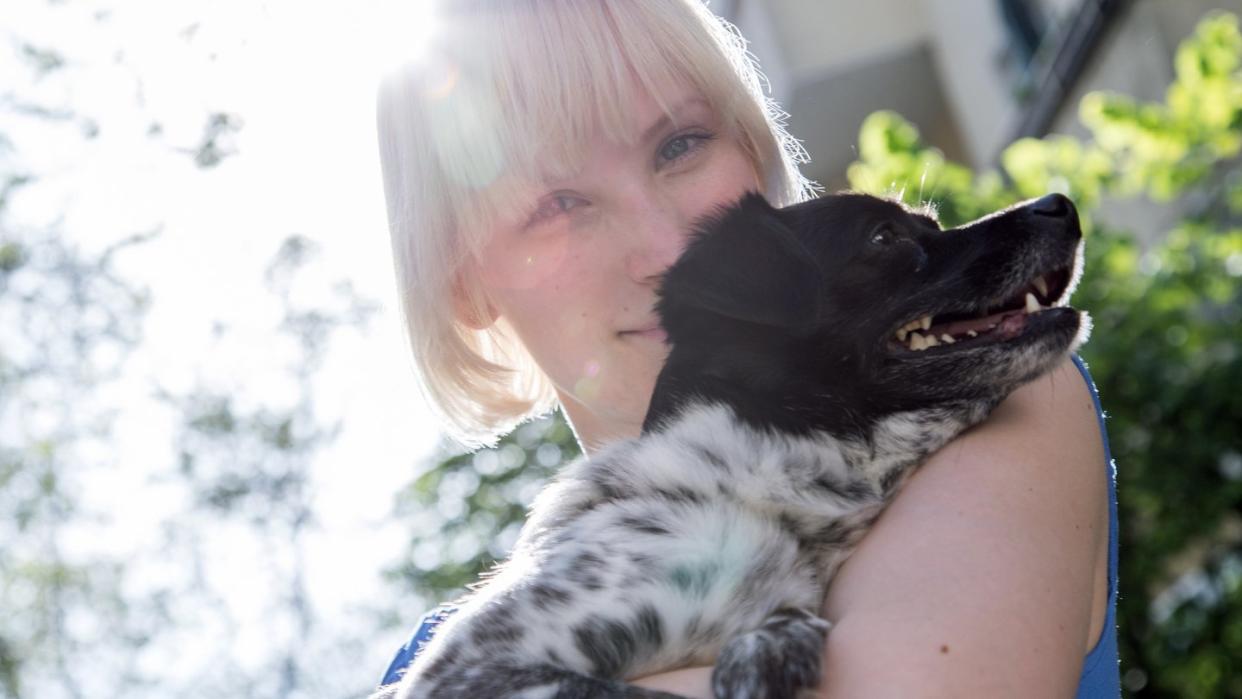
[764,0,929,84]
[919,0,1016,167]
[734,0,1242,240]
[784,43,965,189]
[734,0,966,187]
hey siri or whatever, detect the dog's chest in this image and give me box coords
[539,405,891,583]
[474,403,922,676]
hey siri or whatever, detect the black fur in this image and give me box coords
[645,191,1085,439]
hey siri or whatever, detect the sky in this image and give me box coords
[2,0,452,687]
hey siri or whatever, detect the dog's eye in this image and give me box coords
[870,226,896,246]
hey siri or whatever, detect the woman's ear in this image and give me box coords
[451,267,499,330]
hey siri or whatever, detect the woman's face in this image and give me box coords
[469,83,761,450]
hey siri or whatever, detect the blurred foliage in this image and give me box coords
[851,12,1242,698]
[0,225,380,698]
[0,17,169,696]
[150,233,380,699]
[2,8,382,693]
[0,224,158,699]
[392,11,1242,698]
[385,414,579,610]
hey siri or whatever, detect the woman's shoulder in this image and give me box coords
[817,356,1110,695]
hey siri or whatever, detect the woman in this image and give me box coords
[375,1,1120,696]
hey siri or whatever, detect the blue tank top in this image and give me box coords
[381,355,1121,696]
[1071,354,1122,698]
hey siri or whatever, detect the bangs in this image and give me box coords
[491,1,748,175]
[422,0,757,258]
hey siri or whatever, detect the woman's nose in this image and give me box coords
[623,197,689,284]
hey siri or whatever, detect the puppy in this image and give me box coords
[377,191,1089,698]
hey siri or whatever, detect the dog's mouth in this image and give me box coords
[887,265,1074,353]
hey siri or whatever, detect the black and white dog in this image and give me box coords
[377,191,1089,698]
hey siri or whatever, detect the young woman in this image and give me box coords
[374,1,1120,696]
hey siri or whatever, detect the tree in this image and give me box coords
[384,413,579,614]
[2,9,387,695]
[153,234,381,699]
[0,219,158,697]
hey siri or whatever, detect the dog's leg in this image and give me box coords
[710,608,830,699]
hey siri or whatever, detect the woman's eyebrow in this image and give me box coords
[533,97,715,186]
[640,97,712,144]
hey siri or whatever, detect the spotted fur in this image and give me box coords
[376,192,1089,698]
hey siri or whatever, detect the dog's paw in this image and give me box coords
[710,608,830,699]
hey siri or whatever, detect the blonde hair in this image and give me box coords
[376,0,814,448]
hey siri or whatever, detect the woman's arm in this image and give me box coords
[815,357,1109,696]
[632,358,1111,697]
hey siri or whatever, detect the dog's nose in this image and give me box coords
[1030,193,1072,218]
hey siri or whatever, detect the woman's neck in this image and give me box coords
[556,394,643,456]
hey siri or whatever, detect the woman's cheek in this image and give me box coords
[478,229,572,291]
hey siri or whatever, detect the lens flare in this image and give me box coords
[573,359,605,401]
[573,376,601,402]
[370,0,443,75]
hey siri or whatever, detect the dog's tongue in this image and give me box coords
[929,310,1028,340]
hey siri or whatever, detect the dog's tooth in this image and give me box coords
[924,334,940,348]
[1024,292,1042,314]
[967,330,978,338]
[1033,275,1049,297]
[909,333,925,351]
[920,315,932,330]
[896,327,909,342]
[940,334,955,344]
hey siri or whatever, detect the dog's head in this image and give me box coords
[645,191,1089,438]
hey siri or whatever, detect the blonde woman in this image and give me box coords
[375,1,1120,696]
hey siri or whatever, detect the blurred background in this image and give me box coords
[2,0,1240,697]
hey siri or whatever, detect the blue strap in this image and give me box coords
[379,605,457,686]
[1069,355,1122,697]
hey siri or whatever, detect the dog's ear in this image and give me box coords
[660,193,822,331]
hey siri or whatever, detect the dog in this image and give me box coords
[375,191,1088,698]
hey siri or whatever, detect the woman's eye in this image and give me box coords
[658,132,713,166]
[529,193,587,226]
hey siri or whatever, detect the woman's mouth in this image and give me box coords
[623,326,668,343]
